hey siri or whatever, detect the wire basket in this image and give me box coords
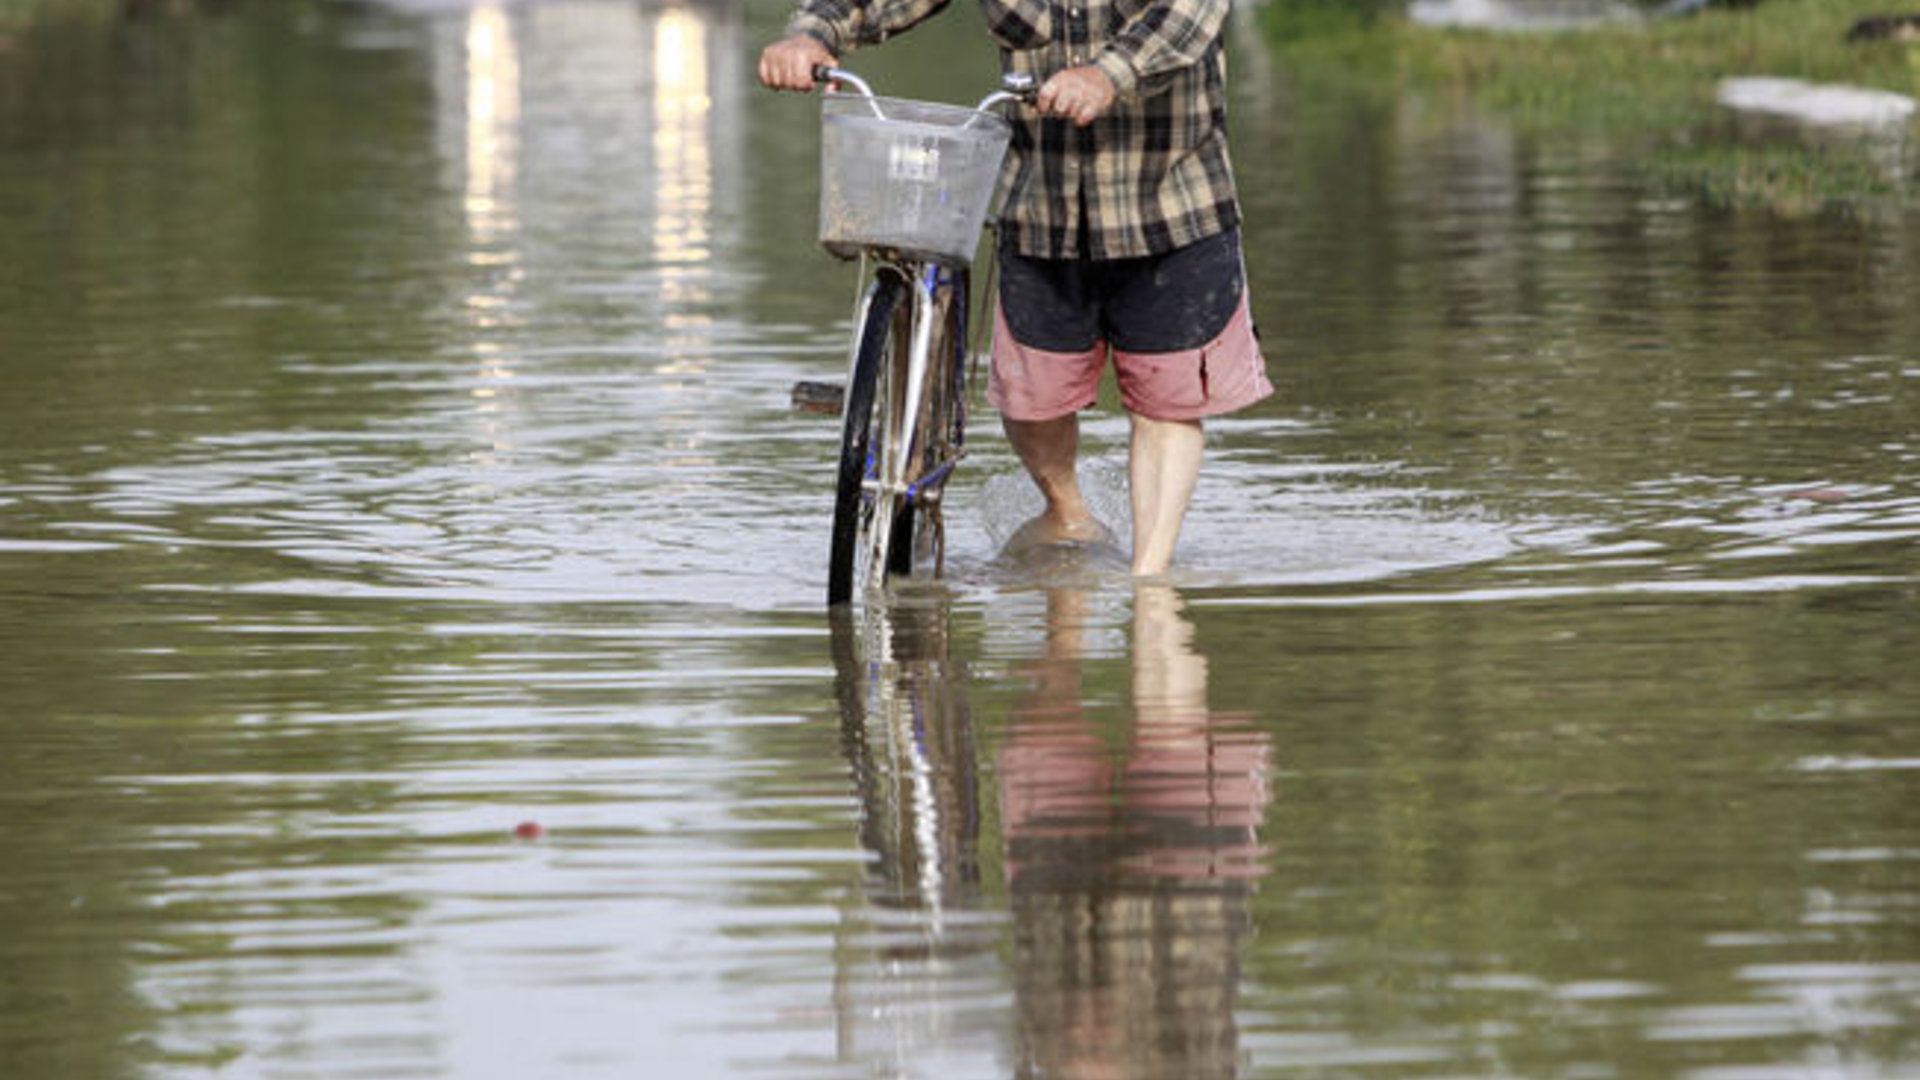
[818,95,1013,265]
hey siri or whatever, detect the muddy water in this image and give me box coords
[1,2,1916,1078]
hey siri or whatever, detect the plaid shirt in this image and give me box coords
[787,0,1241,260]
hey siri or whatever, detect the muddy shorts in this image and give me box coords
[987,227,1274,423]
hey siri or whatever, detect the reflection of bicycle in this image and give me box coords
[808,67,1034,606]
[828,604,982,913]
[826,602,1004,1071]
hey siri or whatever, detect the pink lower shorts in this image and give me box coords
[987,290,1274,422]
[985,228,1275,423]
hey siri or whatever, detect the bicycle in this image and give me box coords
[805,67,1034,607]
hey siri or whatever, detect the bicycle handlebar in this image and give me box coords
[812,65,875,99]
[977,74,1039,113]
[813,65,1037,113]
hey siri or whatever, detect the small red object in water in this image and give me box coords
[1785,488,1848,503]
[514,821,545,839]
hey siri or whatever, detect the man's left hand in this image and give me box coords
[1036,66,1116,127]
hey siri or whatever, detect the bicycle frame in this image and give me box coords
[819,67,1033,605]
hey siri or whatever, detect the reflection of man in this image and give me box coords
[759,0,1273,574]
[999,585,1272,1078]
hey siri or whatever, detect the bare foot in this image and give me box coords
[1002,511,1113,556]
[998,513,1126,579]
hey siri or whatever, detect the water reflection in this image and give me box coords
[1004,586,1271,1079]
[456,4,525,460]
[403,0,805,603]
[461,4,520,246]
[830,586,1273,1077]
[651,7,714,283]
[828,602,1001,1075]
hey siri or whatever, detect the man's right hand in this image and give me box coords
[1036,65,1117,127]
[758,33,836,92]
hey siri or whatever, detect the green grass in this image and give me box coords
[0,0,124,33]
[1262,0,1920,216]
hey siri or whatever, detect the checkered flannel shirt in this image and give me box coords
[787,0,1242,260]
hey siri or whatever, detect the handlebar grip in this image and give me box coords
[813,66,878,99]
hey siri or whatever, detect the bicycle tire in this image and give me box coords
[828,272,915,606]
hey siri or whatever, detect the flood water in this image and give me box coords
[2,2,1918,1077]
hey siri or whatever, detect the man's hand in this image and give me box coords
[758,33,836,92]
[1036,65,1116,127]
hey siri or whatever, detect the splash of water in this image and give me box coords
[975,454,1132,551]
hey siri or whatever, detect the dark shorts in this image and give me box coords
[987,228,1274,422]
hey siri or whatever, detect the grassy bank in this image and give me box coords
[1263,0,1920,216]
[0,0,119,32]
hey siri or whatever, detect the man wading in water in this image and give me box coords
[760,0,1272,575]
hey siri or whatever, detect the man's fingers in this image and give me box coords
[1036,68,1111,126]
[757,36,833,92]
[1047,97,1096,127]
[1036,85,1074,120]
[777,54,808,90]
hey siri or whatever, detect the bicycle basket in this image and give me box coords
[818,95,1013,265]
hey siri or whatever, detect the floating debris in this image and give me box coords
[1783,487,1850,503]
[791,380,844,415]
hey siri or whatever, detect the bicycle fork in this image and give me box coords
[857,267,943,588]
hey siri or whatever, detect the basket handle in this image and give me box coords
[813,65,886,120]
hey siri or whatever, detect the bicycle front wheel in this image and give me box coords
[828,272,915,607]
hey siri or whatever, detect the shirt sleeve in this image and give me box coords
[785,0,954,56]
[1092,0,1228,97]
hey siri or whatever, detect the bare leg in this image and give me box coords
[1128,414,1204,575]
[1001,414,1107,545]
